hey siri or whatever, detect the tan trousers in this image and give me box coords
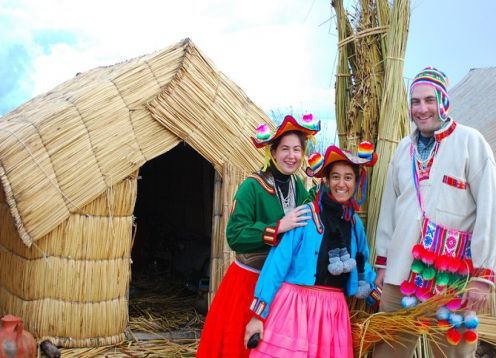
[372,284,477,358]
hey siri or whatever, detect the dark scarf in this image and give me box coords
[314,190,353,288]
[268,162,291,197]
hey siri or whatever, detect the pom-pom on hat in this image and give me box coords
[410,66,450,122]
[251,114,321,149]
[305,141,377,179]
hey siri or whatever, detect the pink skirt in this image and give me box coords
[250,283,353,358]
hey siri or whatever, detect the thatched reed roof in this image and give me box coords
[450,67,496,153]
[0,38,270,247]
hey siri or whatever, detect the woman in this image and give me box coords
[197,114,320,357]
[244,142,377,358]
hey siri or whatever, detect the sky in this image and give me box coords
[1,0,495,146]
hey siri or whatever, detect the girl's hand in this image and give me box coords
[244,317,264,348]
[278,205,311,234]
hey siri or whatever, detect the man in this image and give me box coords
[373,67,496,357]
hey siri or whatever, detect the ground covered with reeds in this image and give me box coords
[57,271,206,357]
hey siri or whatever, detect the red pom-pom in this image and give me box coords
[434,255,450,271]
[422,250,437,265]
[447,257,461,273]
[400,280,417,296]
[412,244,425,260]
[437,319,451,331]
[447,328,462,345]
[416,287,434,302]
[415,319,431,334]
[464,330,478,344]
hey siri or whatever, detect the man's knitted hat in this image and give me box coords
[410,67,450,122]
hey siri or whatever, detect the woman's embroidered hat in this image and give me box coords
[305,141,377,178]
[251,114,320,149]
[410,66,450,122]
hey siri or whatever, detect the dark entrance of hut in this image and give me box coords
[130,142,214,339]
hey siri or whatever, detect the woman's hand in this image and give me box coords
[278,205,311,234]
[244,317,264,348]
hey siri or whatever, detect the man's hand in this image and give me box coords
[244,317,264,348]
[374,267,386,289]
[278,205,310,234]
[462,280,492,311]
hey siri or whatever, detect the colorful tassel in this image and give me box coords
[446,297,463,311]
[463,330,478,344]
[422,266,436,280]
[400,281,417,296]
[446,328,462,345]
[436,306,450,321]
[401,296,418,308]
[411,259,425,274]
[437,319,451,331]
[464,311,479,329]
[449,313,463,328]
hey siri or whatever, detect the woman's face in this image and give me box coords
[327,161,357,203]
[271,133,303,174]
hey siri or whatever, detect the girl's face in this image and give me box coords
[271,133,303,174]
[327,162,357,203]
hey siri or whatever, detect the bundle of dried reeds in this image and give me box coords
[365,0,410,257]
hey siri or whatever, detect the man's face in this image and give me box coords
[410,84,442,137]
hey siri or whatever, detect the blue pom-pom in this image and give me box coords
[401,296,417,308]
[436,306,450,321]
[328,258,344,275]
[449,313,464,329]
[464,313,479,329]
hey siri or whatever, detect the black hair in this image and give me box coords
[325,160,360,182]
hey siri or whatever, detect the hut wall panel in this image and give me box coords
[36,100,107,211]
[0,121,69,244]
[113,63,161,108]
[130,109,181,161]
[0,176,136,346]
[0,287,128,339]
[69,81,146,187]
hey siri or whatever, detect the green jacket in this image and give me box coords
[226,172,309,253]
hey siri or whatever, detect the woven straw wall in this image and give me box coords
[0,174,137,347]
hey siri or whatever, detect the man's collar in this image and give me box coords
[411,118,457,143]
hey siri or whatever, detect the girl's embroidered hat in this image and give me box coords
[251,114,320,149]
[305,141,377,178]
[410,66,450,122]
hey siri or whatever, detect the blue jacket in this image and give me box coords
[250,202,376,320]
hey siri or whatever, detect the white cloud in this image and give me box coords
[1,0,336,116]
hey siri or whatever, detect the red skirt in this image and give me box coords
[197,261,260,358]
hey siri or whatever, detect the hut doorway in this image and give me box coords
[130,142,214,335]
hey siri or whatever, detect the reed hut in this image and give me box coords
[0,38,271,347]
